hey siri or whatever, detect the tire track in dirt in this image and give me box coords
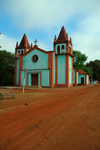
[0,85,100,150]
[5,85,100,150]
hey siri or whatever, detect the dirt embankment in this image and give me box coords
[0,84,100,150]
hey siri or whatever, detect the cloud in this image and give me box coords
[1,0,99,30]
[70,2,100,62]
[0,34,17,53]
[28,37,50,50]
[37,41,50,51]
[72,32,100,62]
[0,0,100,62]
[72,31,100,62]
[0,34,50,53]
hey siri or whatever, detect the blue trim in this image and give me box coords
[38,73,40,86]
[87,75,89,84]
[78,75,85,84]
[73,69,75,84]
[28,74,31,86]
[69,56,72,84]
[77,72,79,84]
[58,55,65,84]
[17,59,19,85]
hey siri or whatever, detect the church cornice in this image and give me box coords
[21,69,50,71]
[54,41,69,45]
[22,46,54,57]
[55,53,74,57]
[14,57,19,59]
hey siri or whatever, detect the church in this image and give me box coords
[14,26,89,87]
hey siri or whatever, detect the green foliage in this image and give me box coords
[86,60,100,81]
[0,50,15,86]
[73,50,91,76]
[73,50,88,68]
[62,51,65,54]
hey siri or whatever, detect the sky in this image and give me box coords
[0,0,100,62]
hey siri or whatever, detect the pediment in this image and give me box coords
[23,46,48,57]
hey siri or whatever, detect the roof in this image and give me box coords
[78,69,88,75]
[23,46,54,57]
[57,26,68,42]
[18,34,30,49]
[73,67,79,72]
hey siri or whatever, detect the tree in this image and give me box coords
[0,50,15,86]
[73,50,91,76]
[86,60,100,81]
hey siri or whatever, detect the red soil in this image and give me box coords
[0,84,100,150]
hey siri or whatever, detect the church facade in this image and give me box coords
[14,26,89,87]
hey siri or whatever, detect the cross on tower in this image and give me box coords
[34,39,38,45]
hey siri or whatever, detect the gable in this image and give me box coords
[23,49,48,70]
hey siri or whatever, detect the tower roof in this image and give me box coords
[57,26,68,42]
[18,34,30,49]
[54,35,57,42]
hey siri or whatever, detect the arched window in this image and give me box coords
[21,51,23,55]
[57,46,60,54]
[18,51,20,57]
[61,45,65,53]
[61,45,64,50]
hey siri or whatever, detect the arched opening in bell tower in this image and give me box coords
[61,45,65,53]
[57,45,60,54]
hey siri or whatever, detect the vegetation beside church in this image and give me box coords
[86,60,100,81]
[73,50,91,77]
[0,50,15,86]
[73,50,100,80]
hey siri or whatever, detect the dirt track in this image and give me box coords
[0,84,100,150]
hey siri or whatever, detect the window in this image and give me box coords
[21,51,23,55]
[61,45,64,50]
[32,54,39,63]
[57,46,60,54]
[18,51,20,57]
[61,45,65,53]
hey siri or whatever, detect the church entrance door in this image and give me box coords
[31,74,38,86]
[81,77,84,84]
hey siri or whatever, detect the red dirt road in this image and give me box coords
[0,84,100,150]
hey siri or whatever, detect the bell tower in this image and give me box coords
[53,26,73,55]
[15,34,31,58]
[14,34,32,86]
[53,26,73,87]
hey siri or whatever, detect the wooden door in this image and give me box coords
[81,77,84,84]
[31,74,38,85]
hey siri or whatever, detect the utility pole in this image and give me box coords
[23,69,27,93]
[91,61,92,85]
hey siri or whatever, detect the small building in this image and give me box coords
[78,69,89,85]
[73,67,79,86]
[89,79,98,84]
